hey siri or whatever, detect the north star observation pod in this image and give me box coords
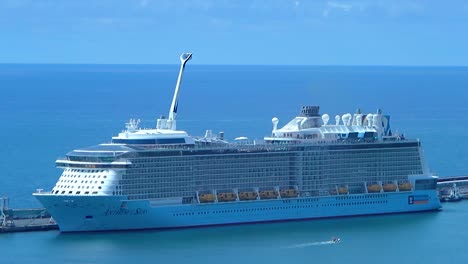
[166,52,192,131]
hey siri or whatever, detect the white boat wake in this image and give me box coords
[286,240,338,248]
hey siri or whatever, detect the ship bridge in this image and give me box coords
[65,144,134,163]
[50,144,137,196]
[55,144,136,169]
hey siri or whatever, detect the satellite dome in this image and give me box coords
[322,114,330,126]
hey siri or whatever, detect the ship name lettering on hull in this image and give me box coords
[104,208,148,216]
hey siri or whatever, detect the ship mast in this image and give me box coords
[166,52,192,130]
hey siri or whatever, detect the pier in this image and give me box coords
[0,197,58,233]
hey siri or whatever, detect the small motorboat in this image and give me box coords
[331,237,341,243]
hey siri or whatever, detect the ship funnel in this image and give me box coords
[166,52,192,130]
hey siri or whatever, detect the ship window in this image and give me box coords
[415,179,436,190]
[85,191,89,194]
[76,191,81,194]
[98,186,102,189]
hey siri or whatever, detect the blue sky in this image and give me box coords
[1,0,468,65]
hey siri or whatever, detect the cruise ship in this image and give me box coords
[34,53,441,232]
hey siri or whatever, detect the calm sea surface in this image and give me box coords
[0,65,468,263]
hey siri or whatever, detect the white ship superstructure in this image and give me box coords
[34,53,441,232]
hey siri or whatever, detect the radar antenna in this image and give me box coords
[167,52,192,130]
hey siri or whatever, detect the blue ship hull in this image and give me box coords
[34,190,441,232]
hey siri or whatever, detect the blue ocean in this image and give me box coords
[1,64,468,263]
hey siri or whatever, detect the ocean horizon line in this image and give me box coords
[0,63,467,68]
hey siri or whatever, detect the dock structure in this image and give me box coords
[437,176,468,183]
[437,176,468,202]
[1,197,58,233]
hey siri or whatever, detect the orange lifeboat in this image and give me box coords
[338,186,348,195]
[217,192,237,202]
[238,191,258,201]
[280,189,298,198]
[398,182,412,191]
[199,193,215,203]
[259,190,278,199]
[383,183,397,192]
[367,184,382,193]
